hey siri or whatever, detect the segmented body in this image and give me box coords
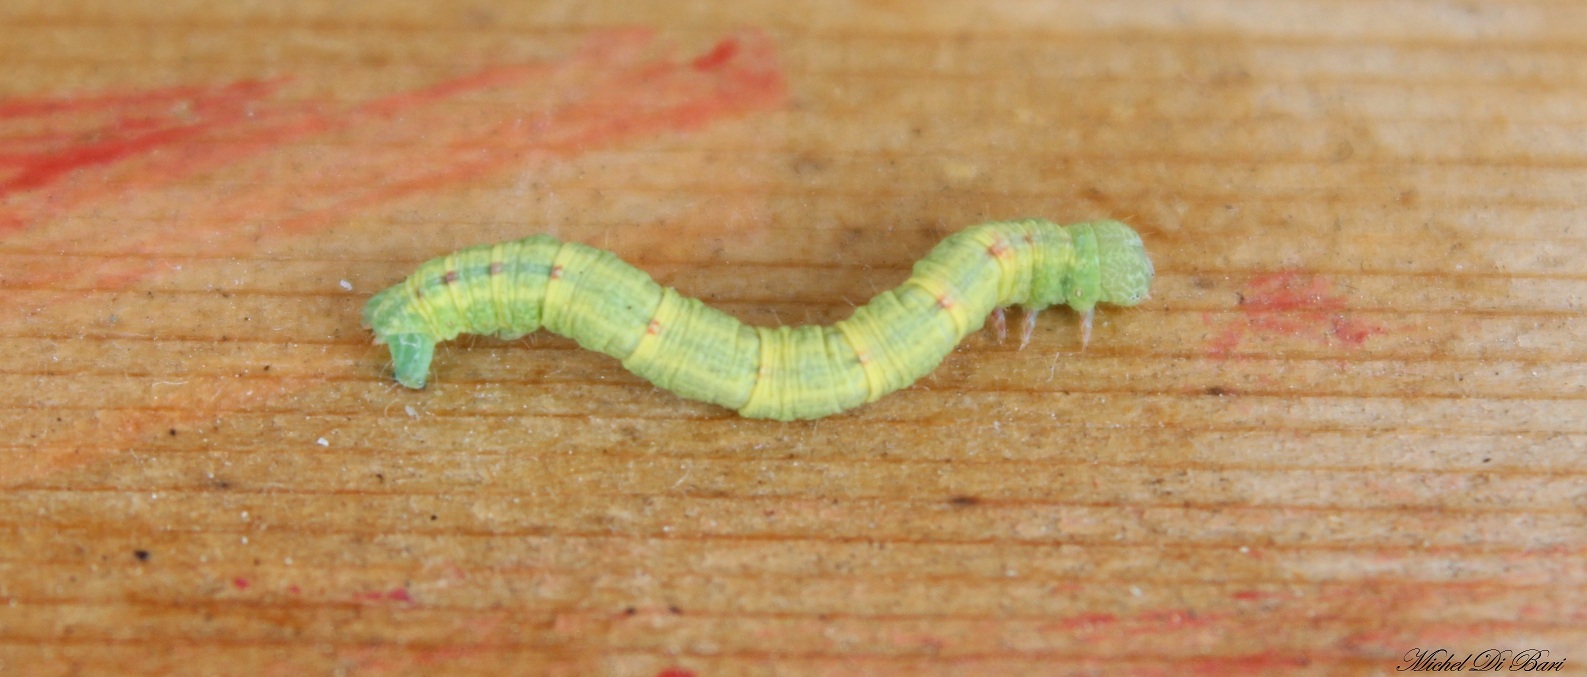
[363,219,1152,421]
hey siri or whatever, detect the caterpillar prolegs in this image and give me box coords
[363,220,1153,421]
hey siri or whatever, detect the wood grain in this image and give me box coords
[1,1,1584,675]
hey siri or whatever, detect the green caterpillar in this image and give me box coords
[363,220,1153,421]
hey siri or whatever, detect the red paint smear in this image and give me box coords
[0,79,289,199]
[232,577,250,590]
[0,28,786,293]
[691,37,740,70]
[357,63,556,118]
[0,80,279,120]
[0,29,785,488]
[1206,270,1385,357]
[656,669,697,677]
[262,32,783,238]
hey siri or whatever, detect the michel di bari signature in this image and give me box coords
[1400,648,1565,672]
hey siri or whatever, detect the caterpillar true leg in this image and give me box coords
[363,220,1153,420]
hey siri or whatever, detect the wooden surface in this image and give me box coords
[2,1,1585,675]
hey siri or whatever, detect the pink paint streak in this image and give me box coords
[656,669,697,677]
[1206,270,1384,356]
[232,577,250,590]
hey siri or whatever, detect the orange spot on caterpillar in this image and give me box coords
[855,350,871,365]
[646,320,662,335]
[442,270,459,284]
[550,265,564,279]
[936,294,954,310]
[987,239,1011,259]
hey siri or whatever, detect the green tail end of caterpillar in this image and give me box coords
[385,333,435,389]
[364,279,443,389]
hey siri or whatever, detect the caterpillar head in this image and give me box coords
[1091,220,1154,307]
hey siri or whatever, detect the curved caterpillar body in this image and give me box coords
[364,220,1153,421]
